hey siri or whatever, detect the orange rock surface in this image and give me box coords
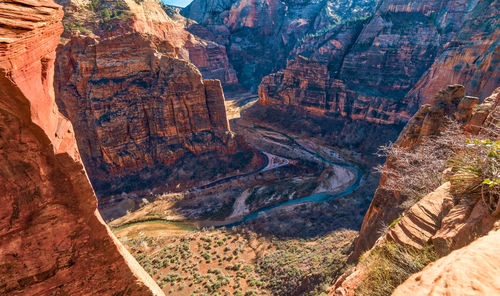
[0,1,163,294]
[54,0,252,205]
[352,85,499,258]
[258,0,499,126]
[333,86,500,295]
[393,227,500,296]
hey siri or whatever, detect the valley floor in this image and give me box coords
[109,91,380,295]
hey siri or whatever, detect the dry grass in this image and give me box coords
[376,120,499,210]
[356,241,437,296]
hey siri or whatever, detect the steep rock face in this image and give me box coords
[351,85,500,259]
[405,0,500,106]
[130,0,238,85]
[55,0,253,204]
[333,180,499,295]
[0,1,163,295]
[58,0,237,85]
[259,0,498,125]
[333,85,499,294]
[183,0,378,89]
[392,227,500,296]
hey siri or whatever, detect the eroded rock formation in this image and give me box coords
[352,85,499,259]
[259,0,499,125]
[332,86,500,296]
[0,1,163,294]
[183,0,378,89]
[55,0,256,208]
[406,0,500,106]
[392,227,500,296]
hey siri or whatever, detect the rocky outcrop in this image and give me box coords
[392,227,500,296]
[386,183,454,249]
[351,85,499,258]
[405,0,500,106]
[55,0,256,207]
[331,86,499,295]
[58,0,237,86]
[183,0,378,89]
[0,1,163,294]
[259,0,499,125]
[333,185,499,295]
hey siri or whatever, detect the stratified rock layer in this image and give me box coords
[352,85,499,258]
[0,1,163,295]
[332,86,499,296]
[259,0,499,125]
[55,0,252,202]
[392,227,500,296]
[406,0,500,106]
[183,0,378,89]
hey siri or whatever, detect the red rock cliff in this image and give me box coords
[0,1,163,295]
[183,0,378,89]
[332,86,499,295]
[351,85,500,259]
[54,0,254,207]
[258,0,499,125]
[405,0,500,106]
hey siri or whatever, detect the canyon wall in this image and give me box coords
[405,0,500,105]
[259,0,499,125]
[183,0,378,89]
[332,85,499,295]
[0,1,163,295]
[55,0,255,206]
[351,85,499,258]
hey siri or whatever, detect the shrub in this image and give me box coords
[376,119,468,208]
[448,138,499,214]
[356,241,437,296]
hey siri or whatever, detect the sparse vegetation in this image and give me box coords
[376,119,468,208]
[257,231,355,296]
[116,222,357,295]
[448,138,500,214]
[377,119,499,212]
[356,241,437,296]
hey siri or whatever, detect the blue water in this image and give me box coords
[217,119,363,228]
[161,0,192,8]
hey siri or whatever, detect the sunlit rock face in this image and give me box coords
[259,0,499,126]
[352,85,500,260]
[0,1,163,295]
[332,86,500,296]
[54,0,253,203]
[183,0,378,89]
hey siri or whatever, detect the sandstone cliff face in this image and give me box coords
[392,227,500,296]
[55,0,254,205]
[352,85,499,259]
[58,0,237,85]
[333,183,499,296]
[332,87,499,296]
[405,0,500,106]
[183,0,378,89]
[0,1,163,295]
[259,0,499,125]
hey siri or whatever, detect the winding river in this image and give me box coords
[113,118,363,230]
[214,118,363,228]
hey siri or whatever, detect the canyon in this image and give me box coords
[183,0,379,89]
[0,0,498,294]
[185,0,499,158]
[0,1,163,294]
[54,0,262,218]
